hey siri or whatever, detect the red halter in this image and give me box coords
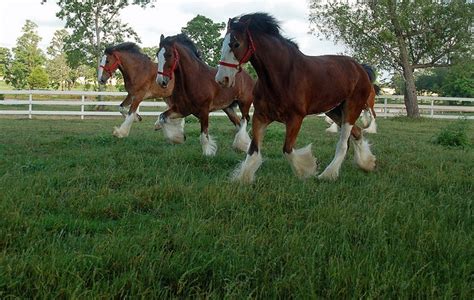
[157,46,180,80]
[219,29,256,72]
[100,52,121,76]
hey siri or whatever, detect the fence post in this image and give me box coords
[81,95,85,120]
[430,99,434,118]
[28,93,32,119]
[384,97,388,118]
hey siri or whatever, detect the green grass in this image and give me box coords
[0,116,473,298]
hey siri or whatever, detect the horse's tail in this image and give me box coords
[373,84,381,95]
[361,63,376,83]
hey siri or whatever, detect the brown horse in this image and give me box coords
[155,34,254,156]
[326,83,379,134]
[98,42,174,138]
[216,13,377,182]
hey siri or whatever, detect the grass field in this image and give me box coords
[0,116,473,298]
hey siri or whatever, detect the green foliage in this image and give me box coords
[27,66,49,89]
[50,0,155,83]
[181,15,225,67]
[309,0,474,73]
[4,20,45,89]
[142,46,159,61]
[0,47,12,77]
[46,29,72,90]
[0,118,472,298]
[441,61,474,97]
[432,119,470,148]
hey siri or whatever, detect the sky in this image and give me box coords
[0,0,346,56]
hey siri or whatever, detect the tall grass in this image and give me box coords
[0,117,472,298]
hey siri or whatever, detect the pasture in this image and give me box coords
[0,116,472,298]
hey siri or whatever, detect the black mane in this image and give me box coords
[160,34,202,60]
[230,12,299,49]
[105,42,150,59]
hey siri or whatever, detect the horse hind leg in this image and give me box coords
[223,106,250,152]
[350,125,376,172]
[284,115,317,179]
[362,108,377,134]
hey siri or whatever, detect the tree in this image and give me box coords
[28,66,49,89]
[309,0,474,117]
[181,15,225,67]
[441,60,474,97]
[43,0,155,86]
[0,47,12,78]
[142,46,159,61]
[46,29,71,90]
[4,20,45,89]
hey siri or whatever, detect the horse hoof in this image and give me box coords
[317,169,339,181]
[113,127,126,138]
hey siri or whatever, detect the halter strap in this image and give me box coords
[157,46,180,80]
[100,52,121,76]
[218,29,256,72]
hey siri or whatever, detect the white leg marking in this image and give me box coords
[363,118,377,134]
[326,122,339,133]
[351,137,376,171]
[162,117,185,144]
[233,119,251,152]
[232,151,263,183]
[361,109,370,127]
[113,113,135,138]
[285,144,318,179]
[318,123,353,180]
[200,133,217,156]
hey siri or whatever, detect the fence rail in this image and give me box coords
[1,90,473,120]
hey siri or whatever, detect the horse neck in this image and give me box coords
[173,46,208,93]
[250,35,299,86]
[117,52,150,83]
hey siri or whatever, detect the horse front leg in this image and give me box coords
[113,94,143,138]
[284,115,317,179]
[199,113,217,156]
[156,109,185,144]
[232,113,269,183]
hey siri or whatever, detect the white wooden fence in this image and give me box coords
[0,90,473,120]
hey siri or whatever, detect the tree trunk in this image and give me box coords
[401,61,420,118]
[387,0,420,118]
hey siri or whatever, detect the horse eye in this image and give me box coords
[229,42,240,49]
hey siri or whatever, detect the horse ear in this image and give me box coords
[160,34,164,43]
[227,18,232,30]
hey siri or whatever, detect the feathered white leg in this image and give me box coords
[351,137,376,171]
[200,133,217,156]
[318,123,352,180]
[363,118,377,134]
[285,144,318,179]
[233,119,251,152]
[232,151,263,183]
[113,113,135,138]
[159,116,185,144]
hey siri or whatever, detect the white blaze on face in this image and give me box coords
[215,33,239,87]
[156,48,166,83]
[98,55,107,82]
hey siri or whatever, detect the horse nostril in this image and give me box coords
[224,76,229,84]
